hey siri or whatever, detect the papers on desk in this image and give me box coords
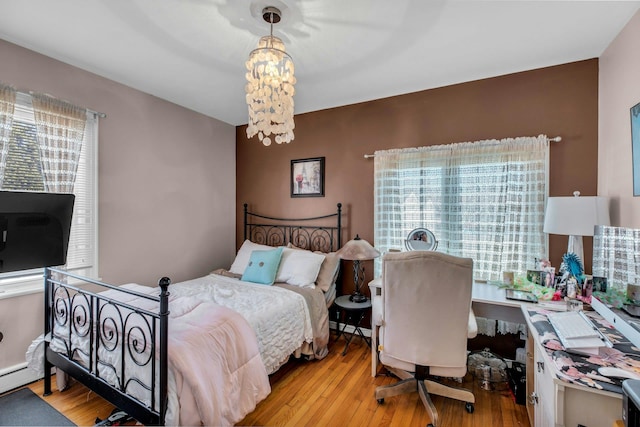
[547,311,612,356]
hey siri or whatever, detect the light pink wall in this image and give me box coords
[599,11,640,227]
[0,39,236,375]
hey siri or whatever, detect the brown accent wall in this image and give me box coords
[237,60,599,295]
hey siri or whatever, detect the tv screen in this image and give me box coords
[0,191,75,273]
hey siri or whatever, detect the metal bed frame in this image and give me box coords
[42,203,342,425]
[243,203,342,252]
[43,267,170,425]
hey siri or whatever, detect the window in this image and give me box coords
[374,135,549,280]
[0,92,98,289]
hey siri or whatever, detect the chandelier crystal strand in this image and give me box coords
[245,8,296,146]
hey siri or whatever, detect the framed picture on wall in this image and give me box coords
[291,157,325,197]
[632,101,640,196]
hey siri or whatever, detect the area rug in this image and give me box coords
[0,388,75,426]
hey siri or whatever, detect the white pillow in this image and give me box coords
[229,240,274,275]
[276,247,326,288]
[286,243,340,292]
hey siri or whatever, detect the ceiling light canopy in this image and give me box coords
[245,6,296,146]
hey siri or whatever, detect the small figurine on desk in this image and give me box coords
[557,252,586,295]
[561,252,585,281]
[567,277,578,298]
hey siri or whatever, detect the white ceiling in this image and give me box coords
[0,0,638,126]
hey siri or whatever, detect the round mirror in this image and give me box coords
[405,228,438,251]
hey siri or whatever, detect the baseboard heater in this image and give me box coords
[0,363,41,394]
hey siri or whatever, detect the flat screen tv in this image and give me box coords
[0,191,75,273]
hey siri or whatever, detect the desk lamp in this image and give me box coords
[543,191,610,265]
[336,235,380,303]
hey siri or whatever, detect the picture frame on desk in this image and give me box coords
[593,276,608,292]
[526,269,541,285]
[541,271,555,288]
[582,278,593,298]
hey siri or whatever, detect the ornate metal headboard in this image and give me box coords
[243,203,342,253]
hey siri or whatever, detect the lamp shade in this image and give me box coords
[543,193,610,237]
[336,235,380,261]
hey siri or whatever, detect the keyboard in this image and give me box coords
[547,310,602,345]
[547,310,610,355]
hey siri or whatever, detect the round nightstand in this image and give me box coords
[334,295,372,356]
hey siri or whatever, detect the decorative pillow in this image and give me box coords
[241,247,284,285]
[315,251,340,292]
[288,243,340,292]
[276,247,325,288]
[229,240,273,275]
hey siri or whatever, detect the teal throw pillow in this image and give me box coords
[241,247,284,285]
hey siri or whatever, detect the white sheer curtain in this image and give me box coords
[593,225,640,292]
[0,84,17,187]
[31,93,87,193]
[374,135,549,280]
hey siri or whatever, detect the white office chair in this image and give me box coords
[374,251,476,427]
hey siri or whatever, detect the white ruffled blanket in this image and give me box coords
[171,273,318,374]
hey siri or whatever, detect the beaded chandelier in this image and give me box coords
[245,6,296,146]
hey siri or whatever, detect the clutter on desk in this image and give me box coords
[509,253,601,305]
[527,307,640,395]
[592,286,639,310]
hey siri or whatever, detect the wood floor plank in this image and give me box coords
[7,334,530,427]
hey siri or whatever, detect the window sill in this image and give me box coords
[0,272,101,300]
[0,280,43,300]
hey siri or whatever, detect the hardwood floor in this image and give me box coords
[11,334,530,426]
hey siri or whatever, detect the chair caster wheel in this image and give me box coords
[377,398,384,404]
[465,402,474,413]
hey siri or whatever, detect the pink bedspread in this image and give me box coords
[168,299,270,426]
[45,284,270,426]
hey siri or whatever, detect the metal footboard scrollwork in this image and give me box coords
[43,267,170,426]
[243,203,342,252]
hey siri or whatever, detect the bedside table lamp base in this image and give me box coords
[350,293,367,303]
[336,234,381,304]
[350,259,368,303]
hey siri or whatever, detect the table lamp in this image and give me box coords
[543,191,610,265]
[336,234,380,303]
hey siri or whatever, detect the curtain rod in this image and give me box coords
[363,135,562,159]
[14,88,107,118]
